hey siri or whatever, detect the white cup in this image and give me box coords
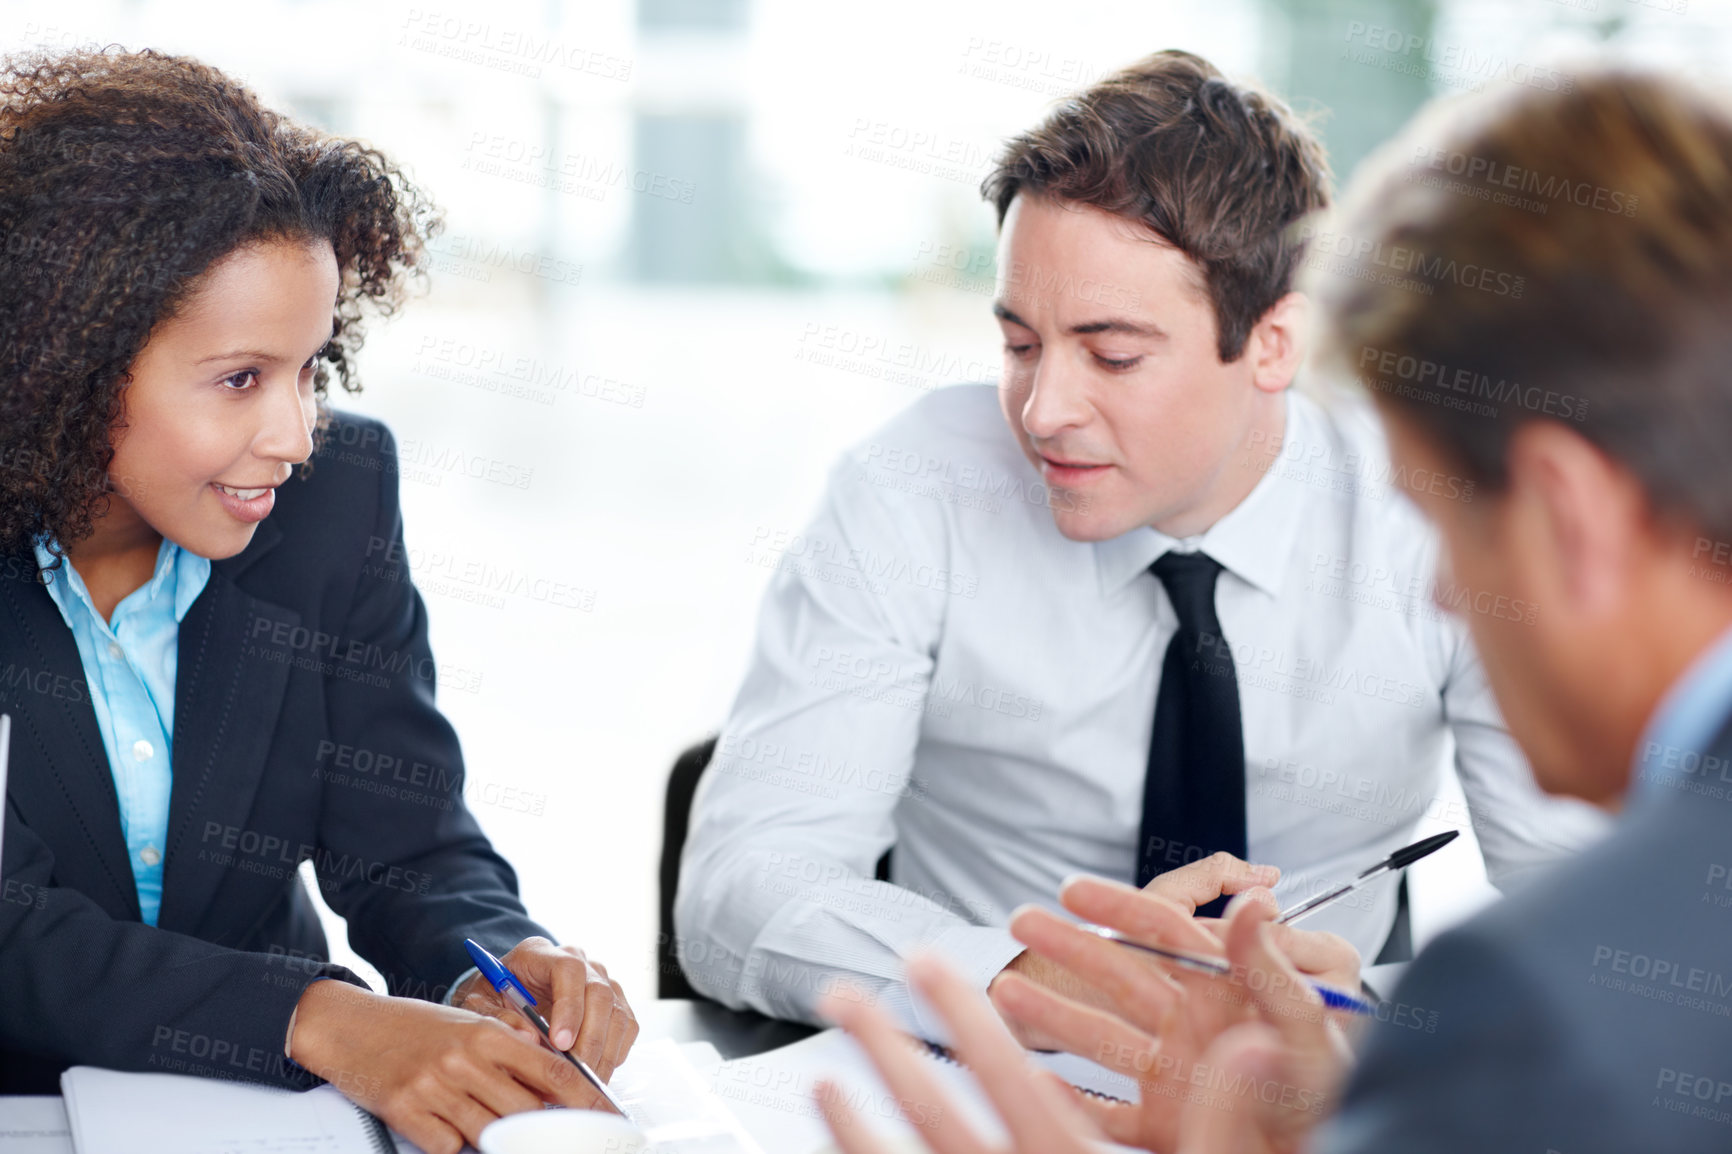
[477,1109,647,1154]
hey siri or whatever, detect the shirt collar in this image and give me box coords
[1630,620,1732,806]
[1095,390,1313,599]
[33,536,212,627]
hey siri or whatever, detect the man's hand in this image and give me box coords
[449,936,638,1080]
[288,979,609,1154]
[988,852,1282,1048]
[1143,851,1281,913]
[980,875,1357,1152]
[1177,897,1354,1154]
[818,955,1105,1154]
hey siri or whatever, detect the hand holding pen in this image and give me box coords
[986,871,1358,1154]
[461,939,635,1119]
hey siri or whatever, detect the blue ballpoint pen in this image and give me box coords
[1084,925,1378,1015]
[462,938,632,1119]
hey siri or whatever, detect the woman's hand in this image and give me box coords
[449,936,638,1080]
[288,978,610,1154]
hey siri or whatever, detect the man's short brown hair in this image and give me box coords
[1313,71,1732,544]
[981,49,1332,363]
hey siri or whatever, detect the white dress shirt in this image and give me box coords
[677,383,1609,1035]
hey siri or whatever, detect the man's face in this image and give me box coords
[1381,411,1621,802]
[993,194,1280,541]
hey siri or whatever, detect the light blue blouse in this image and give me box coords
[33,538,211,925]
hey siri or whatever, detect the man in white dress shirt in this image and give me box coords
[675,49,1606,1035]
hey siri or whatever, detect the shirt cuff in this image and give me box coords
[443,966,481,1006]
[908,924,1028,1042]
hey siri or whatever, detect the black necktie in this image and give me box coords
[1137,551,1247,916]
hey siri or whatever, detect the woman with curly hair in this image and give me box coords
[0,47,635,1151]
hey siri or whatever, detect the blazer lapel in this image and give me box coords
[157,559,298,933]
[0,551,139,919]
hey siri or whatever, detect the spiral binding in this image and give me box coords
[356,1108,395,1154]
[918,1039,1131,1105]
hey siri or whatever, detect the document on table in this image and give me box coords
[60,1067,391,1154]
[56,1040,750,1154]
[0,1096,73,1154]
[710,1028,1140,1154]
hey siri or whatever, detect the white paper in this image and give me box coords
[0,1096,73,1154]
[59,1068,381,1154]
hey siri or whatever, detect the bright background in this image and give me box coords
[6,0,1728,1004]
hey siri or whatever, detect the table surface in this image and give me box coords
[637,998,819,1060]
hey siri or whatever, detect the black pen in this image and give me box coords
[1274,830,1459,926]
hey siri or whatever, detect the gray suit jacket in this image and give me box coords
[1319,717,1732,1152]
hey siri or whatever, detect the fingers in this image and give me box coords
[502,938,583,1053]
[1174,1022,1285,1154]
[503,937,633,1080]
[906,954,1099,1154]
[1137,854,1280,912]
[433,1090,513,1153]
[1008,905,1190,1036]
[1264,922,1362,989]
[457,987,538,1041]
[572,963,619,1075]
[599,976,639,1077]
[1057,875,1228,954]
[817,1080,906,1154]
[475,1018,602,1110]
[1219,898,1333,1043]
[452,1050,544,1121]
[820,987,990,1154]
[391,1111,466,1154]
[988,971,1164,1083]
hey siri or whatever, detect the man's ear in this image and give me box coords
[1506,421,1646,615]
[1246,292,1308,395]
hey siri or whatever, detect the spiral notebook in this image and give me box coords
[59,1066,392,1154]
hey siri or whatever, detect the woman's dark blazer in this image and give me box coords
[0,412,548,1093]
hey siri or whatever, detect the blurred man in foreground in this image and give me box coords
[818,65,1732,1154]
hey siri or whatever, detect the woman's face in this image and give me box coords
[108,237,338,560]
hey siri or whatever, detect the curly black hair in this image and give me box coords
[0,46,440,555]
